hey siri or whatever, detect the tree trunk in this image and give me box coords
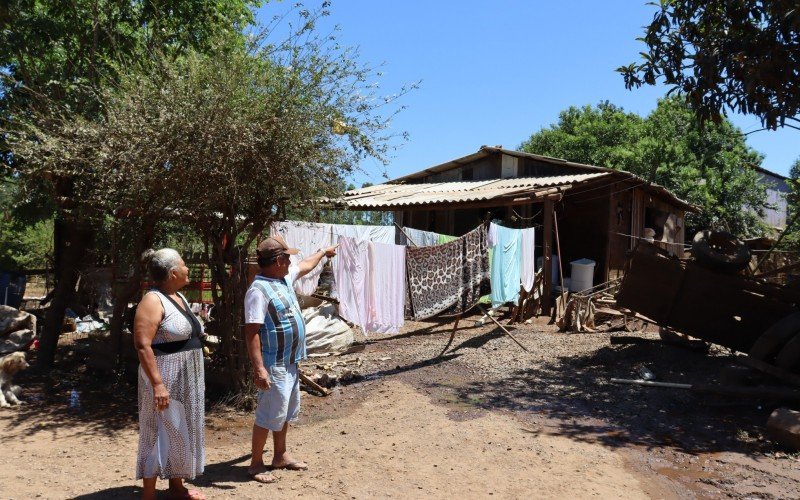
[109,218,155,363]
[208,239,250,392]
[39,217,94,369]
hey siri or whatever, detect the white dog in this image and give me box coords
[0,351,29,407]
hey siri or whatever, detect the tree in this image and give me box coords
[520,96,768,237]
[0,179,53,271]
[619,0,800,130]
[92,9,410,390]
[1,0,261,368]
[519,102,644,173]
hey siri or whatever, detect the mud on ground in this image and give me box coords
[1,314,799,499]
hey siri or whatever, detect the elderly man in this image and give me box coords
[244,235,337,484]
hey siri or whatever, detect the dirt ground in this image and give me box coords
[1,314,800,499]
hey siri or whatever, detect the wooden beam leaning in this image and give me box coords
[394,222,419,247]
[477,304,530,352]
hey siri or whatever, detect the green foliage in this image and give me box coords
[0,177,54,270]
[0,0,260,116]
[520,102,644,172]
[619,0,800,130]
[520,96,768,237]
[0,217,54,271]
[1,0,263,224]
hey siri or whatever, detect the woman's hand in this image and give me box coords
[253,366,271,391]
[153,383,170,410]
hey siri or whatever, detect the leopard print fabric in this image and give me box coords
[406,225,490,320]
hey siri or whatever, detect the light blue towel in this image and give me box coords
[490,223,522,306]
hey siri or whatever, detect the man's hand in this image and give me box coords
[253,366,271,390]
[323,245,338,258]
[297,245,338,280]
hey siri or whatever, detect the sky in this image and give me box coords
[255,1,798,186]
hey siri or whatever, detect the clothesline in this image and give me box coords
[613,231,692,249]
[269,220,453,245]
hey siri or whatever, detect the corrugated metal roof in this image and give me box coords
[337,172,610,208]
[326,147,697,211]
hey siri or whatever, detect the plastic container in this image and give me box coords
[569,258,596,292]
[536,255,560,285]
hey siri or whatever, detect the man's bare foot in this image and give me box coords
[248,465,277,483]
[272,454,308,471]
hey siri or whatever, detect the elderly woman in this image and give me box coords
[134,249,205,500]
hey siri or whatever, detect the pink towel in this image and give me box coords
[365,242,406,334]
[333,237,406,335]
[333,237,370,332]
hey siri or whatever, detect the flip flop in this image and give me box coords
[248,469,277,483]
[272,461,308,471]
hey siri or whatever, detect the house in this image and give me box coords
[331,146,695,313]
[753,165,790,230]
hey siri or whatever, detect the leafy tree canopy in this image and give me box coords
[619,0,800,131]
[8,4,413,386]
[520,96,768,237]
[0,0,260,114]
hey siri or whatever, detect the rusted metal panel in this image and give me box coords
[668,264,796,352]
[617,245,799,354]
[615,249,684,323]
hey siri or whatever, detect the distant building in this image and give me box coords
[754,166,790,230]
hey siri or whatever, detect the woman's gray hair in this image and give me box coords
[141,248,183,282]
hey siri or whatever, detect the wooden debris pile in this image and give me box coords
[556,278,636,333]
[299,355,369,396]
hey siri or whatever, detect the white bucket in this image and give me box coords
[569,258,596,292]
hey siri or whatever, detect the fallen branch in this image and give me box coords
[299,370,331,396]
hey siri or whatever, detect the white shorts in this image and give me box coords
[254,364,300,431]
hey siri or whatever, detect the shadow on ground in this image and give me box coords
[439,339,781,456]
[72,486,141,499]
[0,340,138,443]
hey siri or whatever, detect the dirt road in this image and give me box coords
[1,315,799,498]
[0,379,649,499]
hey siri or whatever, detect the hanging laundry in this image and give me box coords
[332,237,371,332]
[399,227,440,247]
[406,225,490,320]
[271,221,333,296]
[520,227,536,292]
[437,234,458,244]
[332,237,406,335]
[489,222,522,306]
[487,221,499,247]
[331,224,396,245]
[365,242,406,334]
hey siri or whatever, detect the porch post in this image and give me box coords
[541,197,554,316]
